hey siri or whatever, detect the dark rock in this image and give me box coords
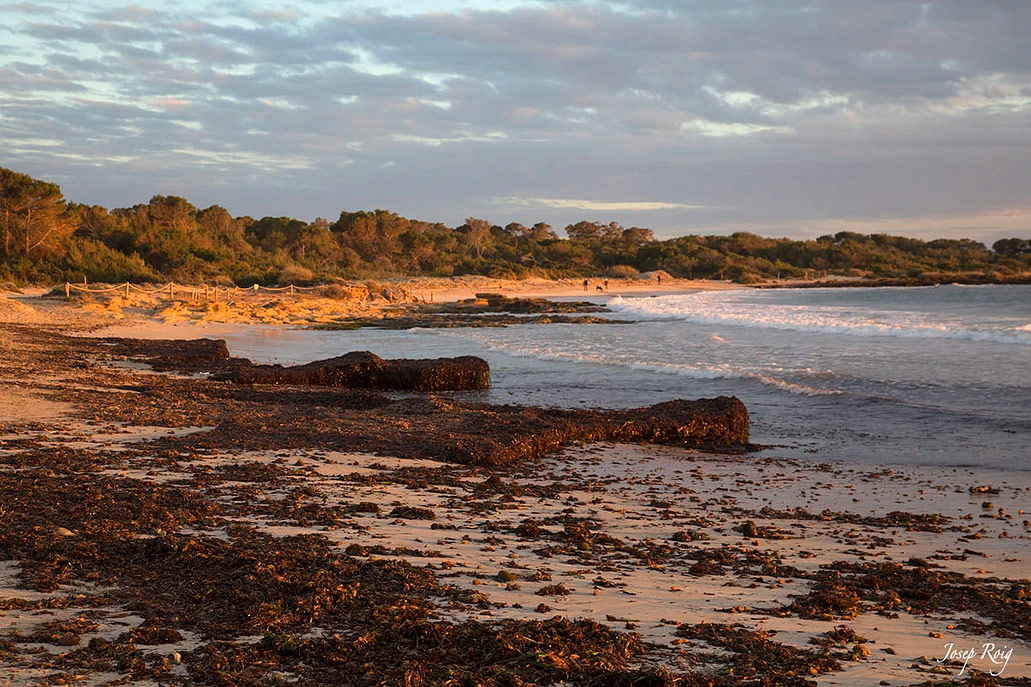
[438,294,607,314]
[315,313,629,329]
[218,351,490,391]
[969,485,1000,495]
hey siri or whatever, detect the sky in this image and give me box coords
[1,0,1029,242]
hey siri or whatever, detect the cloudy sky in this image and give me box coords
[1,1,1029,241]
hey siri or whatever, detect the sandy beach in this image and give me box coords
[6,276,742,329]
[399,275,745,303]
[1,293,1029,686]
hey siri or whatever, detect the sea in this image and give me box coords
[214,284,1031,470]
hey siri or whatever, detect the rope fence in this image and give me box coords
[66,281,340,302]
[64,280,422,302]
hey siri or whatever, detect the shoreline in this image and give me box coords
[2,277,740,330]
[7,270,1031,305]
[1,300,1030,685]
[5,277,1028,332]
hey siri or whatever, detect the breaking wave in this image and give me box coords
[608,293,1031,346]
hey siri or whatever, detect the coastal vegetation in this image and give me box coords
[2,165,1029,286]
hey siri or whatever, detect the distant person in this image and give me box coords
[657,274,662,285]
[583,279,589,292]
[603,279,609,290]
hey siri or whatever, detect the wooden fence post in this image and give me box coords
[65,283,70,299]
[125,282,129,297]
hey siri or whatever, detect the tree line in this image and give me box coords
[1,165,1029,286]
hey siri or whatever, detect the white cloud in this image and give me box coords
[497,197,709,212]
[680,120,793,138]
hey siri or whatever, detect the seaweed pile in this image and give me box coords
[3,321,1029,686]
[217,350,492,391]
[767,562,1031,642]
[46,332,750,465]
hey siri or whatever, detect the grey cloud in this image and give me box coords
[163,36,253,65]
[0,63,87,92]
[88,5,163,23]
[0,0,1029,239]
[1,2,55,14]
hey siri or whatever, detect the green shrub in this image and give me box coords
[607,264,639,278]
[62,238,160,283]
[279,264,315,285]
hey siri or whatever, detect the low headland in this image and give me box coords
[1,290,1029,686]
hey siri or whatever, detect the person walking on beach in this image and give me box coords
[603,279,609,290]
[583,279,589,292]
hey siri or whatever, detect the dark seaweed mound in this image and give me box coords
[218,350,491,391]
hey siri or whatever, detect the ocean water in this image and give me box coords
[217,285,1031,469]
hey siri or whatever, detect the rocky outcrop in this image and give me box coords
[218,351,490,391]
[314,313,629,330]
[433,294,607,314]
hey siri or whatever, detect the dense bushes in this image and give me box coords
[1,166,1029,285]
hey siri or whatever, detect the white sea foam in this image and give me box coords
[608,294,1031,346]
[432,331,843,396]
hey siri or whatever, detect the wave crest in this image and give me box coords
[609,293,1031,346]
